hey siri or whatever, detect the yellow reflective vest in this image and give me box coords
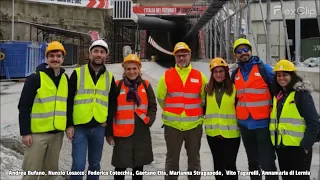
[31,71,68,133]
[73,64,113,125]
[204,85,240,138]
[270,91,306,146]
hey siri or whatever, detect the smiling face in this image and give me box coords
[174,49,191,68]
[235,44,252,62]
[276,71,292,87]
[46,50,64,69]
[212,66,226,83]
[89,46,108,66]
[124,62,140,80]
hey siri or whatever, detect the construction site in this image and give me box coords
[0,0,319,179]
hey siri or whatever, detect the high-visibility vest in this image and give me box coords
[31,72,68,133]
[234,64,272,120]
[204,85,240,138]
[269,91,306,146]
[113,79,149,137]
[73,64,113,125]
[162,68,203,130]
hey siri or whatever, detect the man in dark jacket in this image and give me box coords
[67,39,118,180]
[18,41,68,180]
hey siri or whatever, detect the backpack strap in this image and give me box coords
[257,62,274,97]
[231,67,239,84]
[141,79,149,90]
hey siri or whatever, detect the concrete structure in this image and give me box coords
[0,0,111,41]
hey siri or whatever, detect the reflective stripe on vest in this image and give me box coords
[73,64,111,125]
[234,64,272,120]
[113,79,149,137]
[269,92,305,146]
[204,85,240,138]
[31,72,68,133]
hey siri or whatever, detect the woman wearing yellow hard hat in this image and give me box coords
[270,59,319,180]
[204,57,240,180]
[107,54,157,180]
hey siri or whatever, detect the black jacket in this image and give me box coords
[276,80,320,151]
[67,62,117,137]
[18,63,69,136]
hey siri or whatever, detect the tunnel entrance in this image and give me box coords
[145,16,199,68]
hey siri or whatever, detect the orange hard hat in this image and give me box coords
[209,57,229,71]
[122,54,141,68]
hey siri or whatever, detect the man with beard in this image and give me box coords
[18,41,68,180]
[67,39,117,180]
[156,42,207,180]
[231,38,279,180]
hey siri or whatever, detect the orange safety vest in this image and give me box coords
[113,79,149,137]
[234,64,272,120]
[164,68,203,116]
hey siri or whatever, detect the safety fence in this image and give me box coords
[0,41,46,80]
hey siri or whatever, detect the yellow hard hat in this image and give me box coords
[173,42,191,55]
[45,41,66,56]
[274,59,296,72]
[209,57,229,71]
[122,54,141,68]
[233,38,252,51]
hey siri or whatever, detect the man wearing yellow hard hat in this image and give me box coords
[107,54,157,180]
[18,41,69,180]
[231,38,279,180]
[270,59,319,180]
[156,42,208,180]
[67,39,118,180]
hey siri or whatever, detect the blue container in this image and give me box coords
[0,41,46,79]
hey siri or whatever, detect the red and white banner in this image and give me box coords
[86,0,109,8]
[133,6,207,15]
[148,36,173,55]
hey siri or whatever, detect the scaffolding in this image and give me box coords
[198,0,320,65]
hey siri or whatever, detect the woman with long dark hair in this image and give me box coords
[204,57,241,180]
[270,59,319,180]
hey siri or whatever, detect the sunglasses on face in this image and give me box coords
[235,47,250,54]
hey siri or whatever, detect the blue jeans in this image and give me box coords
[70,125,105,180]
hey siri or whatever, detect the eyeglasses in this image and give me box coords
[175,53,190,58]
[235,47,250,54]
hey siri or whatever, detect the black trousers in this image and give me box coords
[114,166,144,180]
[276,146,312,180]
[207,135,241,180]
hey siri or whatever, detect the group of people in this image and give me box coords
[17,38,319,180]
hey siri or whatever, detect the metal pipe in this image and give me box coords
[226,3,230,61]
[266,0,271,64]
[209,19,213,59]
[136,15,178,31]
[315,0,320,35]
[295,0,301,63]
[214,17,217,57]
[258,0,267,35]
[246,0,259,57]
[235,0,240,40]
[206,24,209,59]
[11,0,14,40]
[219,14,224,57]
[239,7,243,37]
[280,0,291,61]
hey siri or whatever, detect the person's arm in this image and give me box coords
[67,70,77,128]
[105,76,117,137]
[296,91,320,151]
[18,73,40,136]
[200,73,208,106]
[156,74,167,109]
[146,82,157,127]
[264,63,275,84]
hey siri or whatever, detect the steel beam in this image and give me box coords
[183,0,228,41]
[135,15,178,31]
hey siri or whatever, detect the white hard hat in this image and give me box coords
[89,39,109,53]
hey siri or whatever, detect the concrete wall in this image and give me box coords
[0,0,111,41]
